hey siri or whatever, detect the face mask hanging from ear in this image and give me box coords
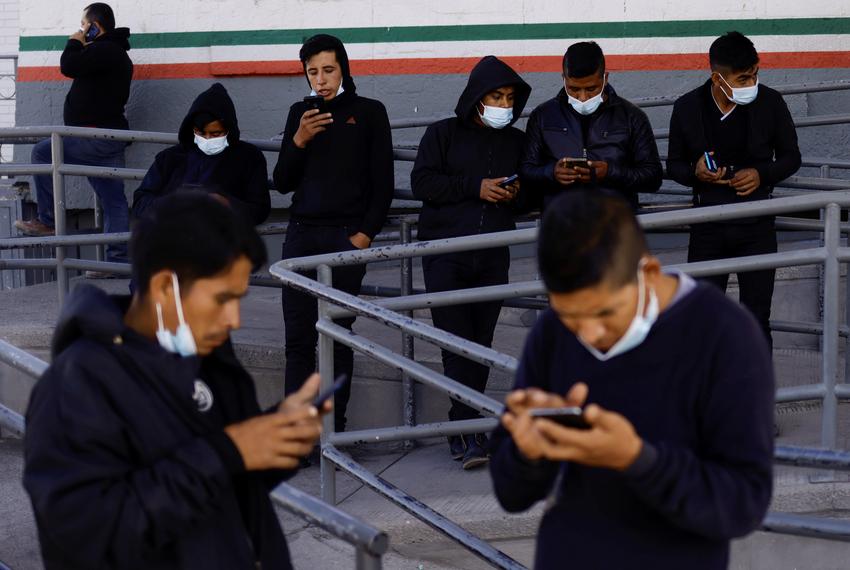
[578,259,659,361]
[155,272,198,357]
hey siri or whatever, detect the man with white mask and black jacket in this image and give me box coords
[411,56,531,469]
[667,32,801,348]
[274,34,394,432]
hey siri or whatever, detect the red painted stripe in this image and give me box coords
[18,51,850,82]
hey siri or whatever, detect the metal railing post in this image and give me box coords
[93,195,104,262]
[51,132,68,304]
[821,203,841,450]
[317,263,337,504]
[356,549,382,570]
[399,218,416,442]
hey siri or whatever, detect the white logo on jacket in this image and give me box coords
[192,380,214,412]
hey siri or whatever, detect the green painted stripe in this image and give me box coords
[19,17,850,52]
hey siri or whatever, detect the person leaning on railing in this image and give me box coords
[490,190,774,570]
[273,34,394,433]
[15,3,133,270]
[667,32,802,349]
[410,55,531,470]
[23,193,327,570]
[131,83,271,226]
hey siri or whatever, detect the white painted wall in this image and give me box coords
[0,0,17,163]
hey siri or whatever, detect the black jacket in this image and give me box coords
[60,28,133,130]
[273,50,394,239]
[410,56,530,241]
[23,286,294,570]
[132,83,270,225]
[667,80,801,207]
[521,84,662,209]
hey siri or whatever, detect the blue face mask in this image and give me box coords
[155,272,198,357]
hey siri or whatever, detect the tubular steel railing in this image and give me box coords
[0,339,388,570]
[266,191,850,568]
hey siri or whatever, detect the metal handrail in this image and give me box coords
[0,340,388,569]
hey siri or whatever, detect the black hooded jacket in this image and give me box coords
[667,80,801,207]
[132,83,270,225]
[273,37,394,239]
[521,84,662,209]
[23,285,294,570]
[61,28,133,130]
[410,56,531,241]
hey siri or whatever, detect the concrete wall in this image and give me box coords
[11,1,850,208]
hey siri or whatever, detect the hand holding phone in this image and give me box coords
[311,374,350,409]
[85,22,100,43]
[528,406,591,430]
[562,157,590,170]
[498,174,519,189]
[294,97,333,148]
[303,95,326,113]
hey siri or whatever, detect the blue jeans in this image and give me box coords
[32,137,129,262]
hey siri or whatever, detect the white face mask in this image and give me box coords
[194,133,229,156]
[478,104,513,129]
[578,261,659,361]
[155,272,198,357]
[718,74,759,106]
[567,77,606,116]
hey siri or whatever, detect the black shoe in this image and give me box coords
[448,435,466,460]
[461,434,489,470]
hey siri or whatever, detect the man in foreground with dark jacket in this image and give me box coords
[667,32,801,347]
[24,193,325,570]
[16,3,133,266]
[274,34,394,431]
[411,55,530,469]
[490,191,774,570]
[132,82,271,226]
[521,41,662,210]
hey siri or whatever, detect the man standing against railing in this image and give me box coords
[490,190,774,569]
[274,34,394,432]
[15,3,133,271]
[667,32,801,348]
[23,193,325,570]
[521,41,662,210]
[411,56,531,469]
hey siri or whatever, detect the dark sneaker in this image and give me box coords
[14,219,55,237]
[448,435,466,460]
[461,434,489,470]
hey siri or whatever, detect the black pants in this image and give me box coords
[688,218,776,348]
[422,248,510,421]
[281,222,367,430]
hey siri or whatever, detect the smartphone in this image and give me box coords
[303,95,326,114]
[562,157,590,170]
[528,407,591,430]
[704,151,718,173]
[498,174,519,188]
[85,23,100,42]
[311,374,349,409]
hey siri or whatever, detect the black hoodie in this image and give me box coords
[24,285,294,570]
[411,56,531,240]
[60,28,133,129]
[132,83,271,225]
[272,38,394,239]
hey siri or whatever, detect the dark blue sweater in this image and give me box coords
[490,283,774,570]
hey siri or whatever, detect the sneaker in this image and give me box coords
[14,219,54,237]
[84,270,119,280]
[448,435,466,460]
[461,434,489,470]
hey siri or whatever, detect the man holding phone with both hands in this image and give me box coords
[521,41,662,210]
[490,191,774,569]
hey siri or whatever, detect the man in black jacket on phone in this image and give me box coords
[274,34,394,431]
[15,3,133,267]
[667,32,801,346]
[521,41,661,210]
[411,55,530,469]
[132,83,270,226]
[24,194,325,570]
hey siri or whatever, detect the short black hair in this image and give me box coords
[539,191,648,294]
[130,192,267,296]
[562,42,606,78]
[84,3,115,31]
[709,32,759,72]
